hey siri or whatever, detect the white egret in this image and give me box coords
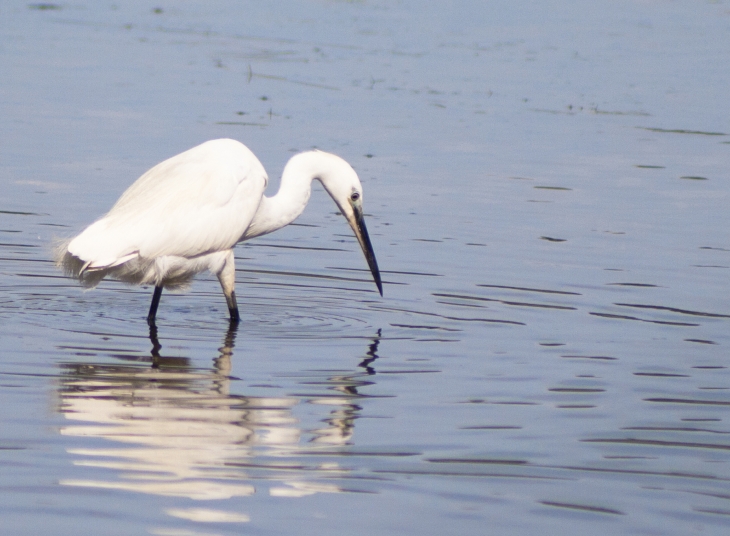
[56,139,382,324]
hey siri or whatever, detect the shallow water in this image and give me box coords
[2,1,730,534]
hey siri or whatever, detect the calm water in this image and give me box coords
[2,1,730,534]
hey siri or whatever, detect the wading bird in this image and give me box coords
[56,139,382,325]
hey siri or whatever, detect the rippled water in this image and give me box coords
[2,1,730,535]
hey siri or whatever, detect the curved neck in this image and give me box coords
[241,152,321,240]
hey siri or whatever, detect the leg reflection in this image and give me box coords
[149,322,162,368]
[214,319,239,380]
[148,319,239,373]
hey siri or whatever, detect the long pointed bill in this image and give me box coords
[348,205,383,295]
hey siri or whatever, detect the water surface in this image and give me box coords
[1,1,730,535]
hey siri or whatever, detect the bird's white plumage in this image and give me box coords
[57,138,382,322]
[67,139,267,273]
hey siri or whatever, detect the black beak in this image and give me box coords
[351,205,383,296]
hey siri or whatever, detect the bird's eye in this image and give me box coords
[350,192,360,202]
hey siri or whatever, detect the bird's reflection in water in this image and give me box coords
[57,324,384,502]
[309,329,382,446]
[359,328,381,374]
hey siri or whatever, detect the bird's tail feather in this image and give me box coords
[54,237,197,291]
[54,238,108,288]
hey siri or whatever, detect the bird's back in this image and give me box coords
[64,139,268,274]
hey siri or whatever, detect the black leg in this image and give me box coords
[228,290,240,323]
[147,285,163,326]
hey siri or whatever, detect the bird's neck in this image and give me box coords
[241,152,322,240]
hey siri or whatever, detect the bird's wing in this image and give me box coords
[68,139,268,268]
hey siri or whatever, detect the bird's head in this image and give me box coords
[311,151,383,296]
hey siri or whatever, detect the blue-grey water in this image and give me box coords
[2,1,730,535]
